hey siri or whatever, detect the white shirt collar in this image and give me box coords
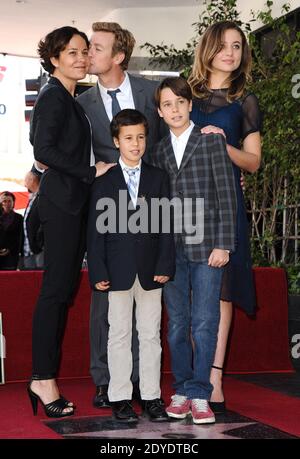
[170,121,195,169]
[98,72,130,98]
[119,157,141,171]
[170,120,195,143]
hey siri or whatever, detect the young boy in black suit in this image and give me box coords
[87,109,175,423]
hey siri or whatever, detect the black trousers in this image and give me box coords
[32,195,87,379]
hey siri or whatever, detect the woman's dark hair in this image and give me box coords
[110,109,149,138]
[37,26,89,74]
[155,76,192,108]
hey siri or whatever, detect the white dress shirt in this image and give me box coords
[98,72,135,121]
[119,157,141,208]
[23,192,37,256]
[84,114,95,166]
[170,121,195,169]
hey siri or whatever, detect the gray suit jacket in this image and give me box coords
[77,74,165,163]
[149,126,237,262]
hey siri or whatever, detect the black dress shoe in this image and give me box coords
[209,401,226,414]
[93,385,110,408]
[143,398,169,422]
[111,400,138,423]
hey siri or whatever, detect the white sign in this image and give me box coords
[0,55,40,180]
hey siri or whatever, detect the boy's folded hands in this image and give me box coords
[95,280,110,291]
[154,275,170,284]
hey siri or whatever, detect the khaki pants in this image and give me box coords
[108,276,162,402]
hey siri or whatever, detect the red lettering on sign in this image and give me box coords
[0,66,7,82]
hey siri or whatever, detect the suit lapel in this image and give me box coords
[108,162,155,207]
[88,85,111,136]
[74,97,90,134]
[129,75,146,113]
[108,163,134,211]
[178,126,202,174]
[108,163,128,191]
[163,134,179,177]
[138,161,153,200]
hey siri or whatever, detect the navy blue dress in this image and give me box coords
[191,89,261,314]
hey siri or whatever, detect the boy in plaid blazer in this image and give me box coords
[149,77,237,424]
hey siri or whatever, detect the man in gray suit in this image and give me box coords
[77,22,165,408]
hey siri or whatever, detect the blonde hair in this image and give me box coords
[188,21,252,101]
[92,22,136,70]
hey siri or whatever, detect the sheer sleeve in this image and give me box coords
[241,93,262,140]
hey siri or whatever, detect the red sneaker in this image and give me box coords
[191,399,215,424]
[166,394,191,419]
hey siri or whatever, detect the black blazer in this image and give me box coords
[0,211,23,268]
[87,161,175,291]
[24,196,43,254]
[30,77,96,215]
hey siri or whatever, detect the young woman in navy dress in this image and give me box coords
[188,21,262,412]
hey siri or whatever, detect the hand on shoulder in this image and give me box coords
[95,161,117,178]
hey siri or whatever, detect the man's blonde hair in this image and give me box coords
[92,22,136,70]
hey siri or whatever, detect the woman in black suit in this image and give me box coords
[28,26,115,418]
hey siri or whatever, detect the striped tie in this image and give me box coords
[125,167,139,205]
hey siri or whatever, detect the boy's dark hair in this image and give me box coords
[110,109,149,138]
[155,76,192,108]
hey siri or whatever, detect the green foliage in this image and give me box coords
[139,41,195,75]
[282,264,300,294]
[141,0,249,75]
[289,269,300,295]
[246,2,300,268]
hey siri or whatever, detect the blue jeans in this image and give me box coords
[164,244,223,400]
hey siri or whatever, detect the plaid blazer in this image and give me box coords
[149,126,237,262]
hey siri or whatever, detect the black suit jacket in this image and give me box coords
[24,196,43,254]
[0,211,23,268]
[30,77,96,215]
[0,211,23,255]
[87,161,175,291]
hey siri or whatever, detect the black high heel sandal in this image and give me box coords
[60,395,76,409]
[27,385,75,418]
[209,365,226,414]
